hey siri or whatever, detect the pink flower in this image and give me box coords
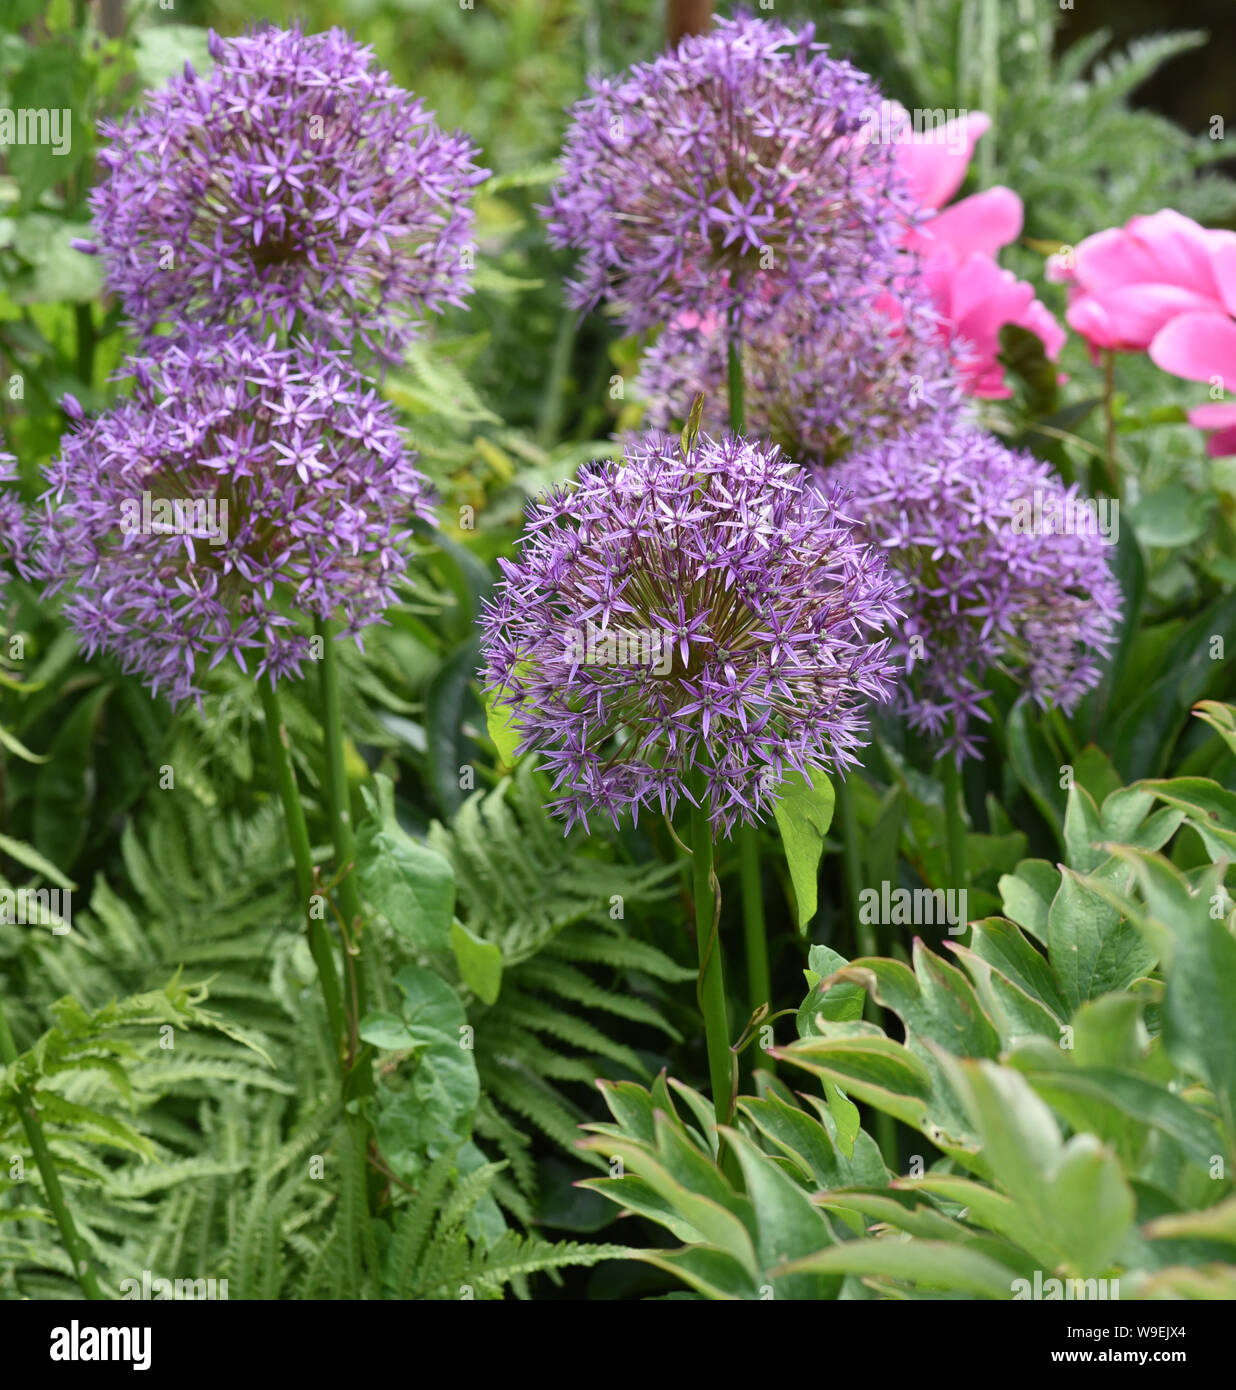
[888,106,1064,398]
[922,249,1067,398]
[1047,210,1236,354]
[1149,311,1236,457]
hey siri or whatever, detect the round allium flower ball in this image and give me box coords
[480,430,902,835]
[543,11,911,335]
[0,453,31,604]
[37,333,435,705]
[638,282,964,468]
[833,423,1122,760]
[83,25,488,359]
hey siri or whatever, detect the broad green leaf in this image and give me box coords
[356,775,455,954]
[450,919,503,1005]
[636,1245,761,1301]
[772,768,835,930]
[1138,776,1236,860]
[373,967,479,1182]
[1048,866,1156,1010]
[998,860,1060,944]
[774,1238,1018,1300]
[724,1129,840,1300]
[797,944,864,1038]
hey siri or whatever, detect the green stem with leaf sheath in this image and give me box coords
[0,999,103,1298]
[258,678,347,1071]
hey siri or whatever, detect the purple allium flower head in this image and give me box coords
[638,280,965,467]
[833,423,1122,761]
[0,453,32,604]
[543,11,912,336]
[86,25,488,361]
[480,429,902,836]
[37,333,435,705]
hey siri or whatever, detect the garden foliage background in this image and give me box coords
[2,0,1236,1301]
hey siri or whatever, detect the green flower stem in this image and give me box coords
[725,297,771,1058]
[727,316,745,436]
[942,752,968,897]
[316,621,367,1028]
[836,774,897,1169]
[0,999,103,1299]
[1101,349,1121,498]
[258,677,347,1074]
[688,785,733,1127]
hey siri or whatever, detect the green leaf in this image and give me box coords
[1048,866,1156,1011]
[450,919,503,1005]
[998,860,1060,944]
[0,835,75,891]
[484,685,523,768]
[1138,776,1236,860]
[797,944,864,1038]
[356,774,455,954]
[775,1238,1018,1300]
[374,967,479,1182]
[424,638,483,818]
[771,768,835,930]
[0,724,49,764]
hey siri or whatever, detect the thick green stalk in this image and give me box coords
[258,678,347,1071]
[316,622,366,1022]
[0,1000,103,1298]
[942,753,968,896]
[689,790,733,1126]
[726,304,745,436]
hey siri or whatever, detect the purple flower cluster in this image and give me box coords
[543,10,911,336]
[638,280,963,466]
[481,430,902,835]
[37,335,433,704]
[0,453,31,606]
[84,25,486,360]
[833,423,1122,759]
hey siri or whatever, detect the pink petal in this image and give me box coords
[1148,311,1236,385]
[1206,424,1236,457]
[1074,209,1219,296]
[913,186,1023,259]
[1188,402,1236,429]
[1068,285,1219,352]
[1211,236,1236,319]
[894,110,991,211]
